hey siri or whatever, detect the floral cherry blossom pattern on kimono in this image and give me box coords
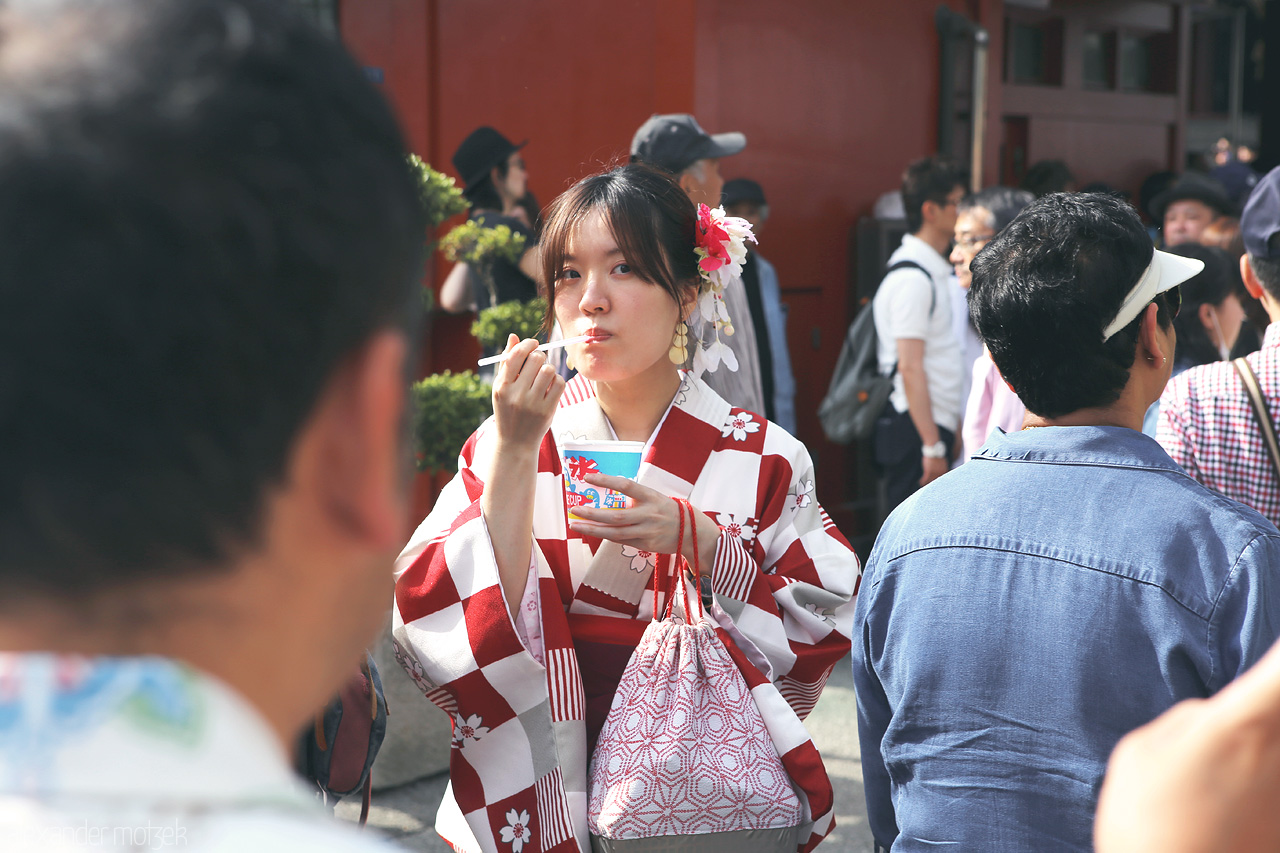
[501,809,532,852]
[723,410,761,441]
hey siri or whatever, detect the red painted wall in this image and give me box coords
[341,0,433,157]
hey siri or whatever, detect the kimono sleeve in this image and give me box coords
[707,425,861,719]
[390,418,547,725]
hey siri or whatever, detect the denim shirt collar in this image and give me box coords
[975,424,1184,475]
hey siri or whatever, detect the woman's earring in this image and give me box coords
[668,321,689,365]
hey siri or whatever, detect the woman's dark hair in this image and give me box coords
[463,158,510,212]
[969,193,1169,418]
[1169,243,1240,368]
[539,164,699,333]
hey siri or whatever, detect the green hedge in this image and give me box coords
[409,154,467,228]
[471,297,548,351]
[411,370,493,474]
[439,218,527,267]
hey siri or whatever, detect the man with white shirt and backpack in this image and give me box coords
[871,156,967,510]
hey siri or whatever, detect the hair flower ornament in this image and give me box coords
[689,203,756,376]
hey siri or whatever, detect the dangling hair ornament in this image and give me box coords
[690,203,756,375]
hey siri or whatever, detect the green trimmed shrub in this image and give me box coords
[471,297,547,351]
[439,218,527,267]
[411,370,493,474]
[409,154,467,228]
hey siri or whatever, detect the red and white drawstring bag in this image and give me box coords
[586,498,832,852]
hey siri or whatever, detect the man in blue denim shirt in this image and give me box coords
[853,192,1280,852]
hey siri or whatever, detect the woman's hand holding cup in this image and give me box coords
[567,474,719,575]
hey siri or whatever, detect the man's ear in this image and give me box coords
[1138,302,1171,367]
[920,199,940,227]
[1242,254,1265,300]
[292,330,411,554]
[677,170,697,199]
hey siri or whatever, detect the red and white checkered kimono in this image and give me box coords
[393,372,859,853]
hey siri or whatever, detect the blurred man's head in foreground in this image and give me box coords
[0,0,425,735]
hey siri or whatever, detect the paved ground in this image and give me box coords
[338,655,874,852]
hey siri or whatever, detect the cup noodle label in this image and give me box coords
[562,447,641,510]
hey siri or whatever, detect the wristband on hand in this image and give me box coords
[921,440,947,459]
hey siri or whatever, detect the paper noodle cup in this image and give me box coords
[561,440,644,512]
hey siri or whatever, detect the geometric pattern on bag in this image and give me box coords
[588,500,802,847]
[587,607,803,840]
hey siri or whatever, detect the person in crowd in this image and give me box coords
[949,186,1035,455]
[1158,166,1280,528]
[1020,159,1076,197]
[629,113,766,415]
[438,126,541,317]
[1095,635,1280,853]
[1168,244,1246,371]
[1141,244,1244,434]
[946,195,986,411]
[1152,171,1234,248]
[1210,136,1260,211]
[721,177,797,433]
[392,164,859,853]
[1138,170,1177,242]
[873,188,906,220]
[871,156,966,509]
[1080,181,1126,198]
[853,191,1280,852]
[1202,214,1245,258]
[1202,216,1267,357]
[0,1,424,849]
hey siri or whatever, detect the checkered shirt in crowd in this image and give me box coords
[1157,323,1280,527]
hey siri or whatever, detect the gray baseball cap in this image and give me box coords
[629,114,745,175]
[1242,166,1280,260]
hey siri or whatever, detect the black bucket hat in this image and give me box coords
[1150,171,1233,222]
[452,126,526,191]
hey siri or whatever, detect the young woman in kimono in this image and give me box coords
[393,164,859,853]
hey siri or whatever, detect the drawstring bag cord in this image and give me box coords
[651,497,703,623]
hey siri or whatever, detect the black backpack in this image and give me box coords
[818,260,933,443]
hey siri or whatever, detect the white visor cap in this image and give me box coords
[1101,249,1206,341]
